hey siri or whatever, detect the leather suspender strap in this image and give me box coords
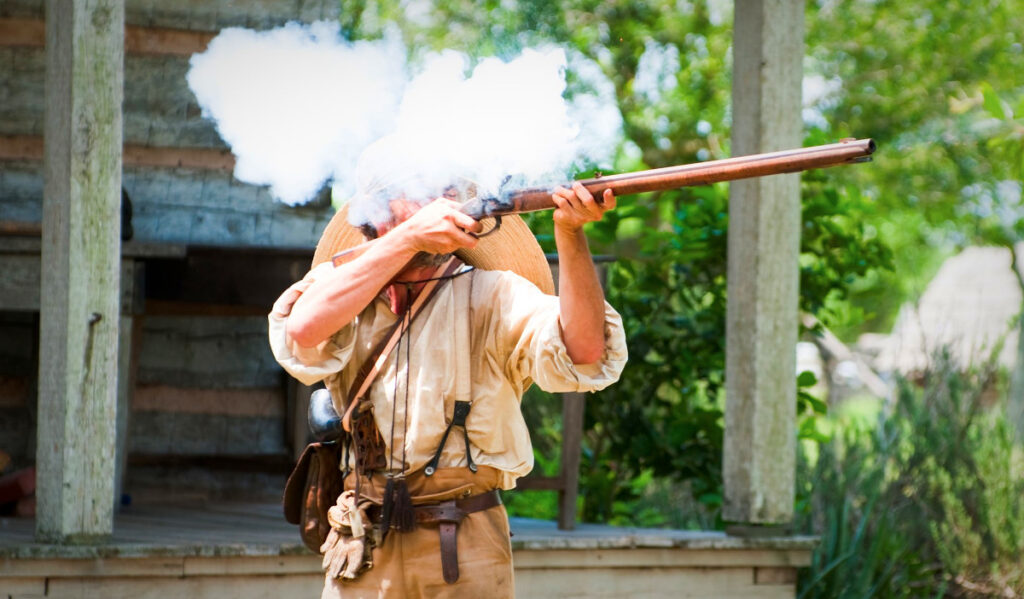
[423,401,476,476]
[341,256,463,433]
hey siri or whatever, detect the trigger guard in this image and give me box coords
[470,215,502,239]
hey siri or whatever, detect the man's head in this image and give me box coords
[315,135,554,292]
[347,134,470,238]
[354,185,468,241]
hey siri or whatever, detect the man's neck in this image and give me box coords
[385,263,443,316]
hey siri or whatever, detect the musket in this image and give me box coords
[332,138,875,265]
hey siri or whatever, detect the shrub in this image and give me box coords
[798,352,1024,598]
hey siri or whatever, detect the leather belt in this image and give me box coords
[367,489,502,584]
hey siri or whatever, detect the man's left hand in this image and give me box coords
[551,182,616,232]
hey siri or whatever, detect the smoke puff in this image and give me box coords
[187,21,623,221]
[394,49,578,186]
[348,47,600,227]
[187,22,406,205]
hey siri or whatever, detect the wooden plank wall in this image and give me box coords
[130,316,285,457]
[0,0,339,249]
[0,0,339,499]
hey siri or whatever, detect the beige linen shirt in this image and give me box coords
[268,262,627,490]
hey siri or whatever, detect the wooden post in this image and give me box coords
[723,0,803,527]
[37,0,125,543]
[557,391,585,531]
[114,261,143,513]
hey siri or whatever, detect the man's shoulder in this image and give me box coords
[465,268,552,319]
[471,267,542,291]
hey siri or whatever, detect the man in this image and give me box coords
[268,165,627,597]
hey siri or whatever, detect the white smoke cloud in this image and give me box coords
[187,22,406,205]
[187,21,623,223]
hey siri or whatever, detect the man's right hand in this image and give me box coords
[286,197,482,349]
[387,198,483,256]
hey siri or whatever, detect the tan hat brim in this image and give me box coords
[312,203,555,296]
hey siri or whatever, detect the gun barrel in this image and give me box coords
[477,138,875,217]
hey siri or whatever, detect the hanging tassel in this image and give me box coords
[380,477,395,540]
[380,476,416,540]
[391,477,416,532]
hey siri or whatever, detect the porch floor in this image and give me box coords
[0,502,817,599]
[0,501,815,558]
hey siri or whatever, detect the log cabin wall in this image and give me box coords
[0,0,340,501]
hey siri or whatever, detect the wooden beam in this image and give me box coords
[122,144,235,171]
[113,261,144,513]
[0,17,214,56]
[0,18,43,48]
[558,392,585,530]
[0,221,43,236]
[133,385,285,418]
[723,0,804,526]
[36,0,125,543]
[124,24,216,56]
[0,135,235,171]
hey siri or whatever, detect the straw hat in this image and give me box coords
[312,203,555,295]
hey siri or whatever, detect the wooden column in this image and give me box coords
[37,0,125,542]
[557,391,585,531]
[723,0,803,526]
[114,261,143,513]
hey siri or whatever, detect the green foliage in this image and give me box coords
[576,181,731,524]
[800,128,895,334]
[798,356,1024,597]
[805,0,1024,333]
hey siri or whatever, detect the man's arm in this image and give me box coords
[286,199,482,348]
[551,182,617,365]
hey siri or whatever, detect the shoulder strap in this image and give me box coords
[453,268,473,403]
[341,256,462,432]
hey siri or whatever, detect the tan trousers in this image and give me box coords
[321,466,514,599]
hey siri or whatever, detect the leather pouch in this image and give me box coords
[284,441,344,552]
[351,405,388,474]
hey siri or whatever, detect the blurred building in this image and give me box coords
[875,245,1021,378]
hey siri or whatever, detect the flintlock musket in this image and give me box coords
[332,137,875,265]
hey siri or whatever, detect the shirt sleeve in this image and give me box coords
[481,270,628,394]
[267,262,358,386]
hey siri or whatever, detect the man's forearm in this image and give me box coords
[287,239,417,347]
[555,226,607,364]
[286,198,482,348]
